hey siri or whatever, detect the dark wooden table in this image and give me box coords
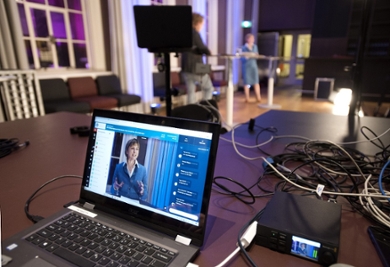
[1,111,388,267]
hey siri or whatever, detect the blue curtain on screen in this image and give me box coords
[144,139,177,209]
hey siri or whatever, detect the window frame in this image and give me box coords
[18,0,90,69]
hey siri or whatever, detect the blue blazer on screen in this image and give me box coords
[110,162,148,201]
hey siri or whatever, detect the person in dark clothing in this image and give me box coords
[181,13,215,104]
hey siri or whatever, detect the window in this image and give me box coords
[151,0,163,5]
[277,33,311,80]
[295,34,311,79]
[278,34,293,78]
[17,0,89,69]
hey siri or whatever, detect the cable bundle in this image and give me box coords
[216,122,390,228]
[0,138,29,158]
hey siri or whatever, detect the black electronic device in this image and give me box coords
[248,118,255,131]
[367,226,390,267]
[133,6,192,53]
[255,191,341,266]
[133,5,192,116]
[69,126,90,137]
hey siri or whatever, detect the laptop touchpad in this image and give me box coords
[21,257,56,267]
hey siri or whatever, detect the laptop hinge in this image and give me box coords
[83,202,95,210]
[175,235,192,246]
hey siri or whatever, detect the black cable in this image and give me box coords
[282,134,390,224]
[255,127,277,156]
[237,207,265,267]
[360,126,385,150]
[256,170,277,194]
[264,146,364,202]
[285,158,359,194]
[224,125,390,226]
[25,174,82,223]
[0,138,29,158]
[213,176,256,204]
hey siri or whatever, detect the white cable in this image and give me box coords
[214,247,240,267]
[227,134,310,149]
[231,130,271,160]
[195,100,223,124]
[221,121,390,226]
[340,127,390,145]
[220,123,311,161]
[220,135,274,149]
[214,221,258,267]
[361,191,390,227]
[359,174,390,227]
[220,122,310,149]
[262,157,390,199]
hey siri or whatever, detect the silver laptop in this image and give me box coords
[2,109,220,267]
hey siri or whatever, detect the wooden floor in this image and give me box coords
[217,87,332,125]
[159,85,389,124]
[215,87,389,125]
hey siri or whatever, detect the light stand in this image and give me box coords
[163,52,172,116]
[349,0,372,117]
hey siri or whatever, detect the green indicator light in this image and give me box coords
[313,249,318,258]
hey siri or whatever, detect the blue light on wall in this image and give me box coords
[241,20,252,28]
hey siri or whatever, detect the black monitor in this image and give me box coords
[133,6,192,53]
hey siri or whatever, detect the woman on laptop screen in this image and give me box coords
[110,138,148,201]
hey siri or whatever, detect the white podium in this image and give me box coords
[210,54,281,127]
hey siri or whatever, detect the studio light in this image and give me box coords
[241,20,252,28]
[150,103,162,115]
[334,88,352,106]
[332,88,352,116]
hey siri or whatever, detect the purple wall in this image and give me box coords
[258,0,316,31]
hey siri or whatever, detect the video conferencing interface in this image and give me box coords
[83,116,213,227]
[291,236,320,261]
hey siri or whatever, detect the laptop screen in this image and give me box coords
[80,110,219,246]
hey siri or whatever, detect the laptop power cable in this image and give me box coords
[24,175,82,223]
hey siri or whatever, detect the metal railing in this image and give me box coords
[0,70,45,122]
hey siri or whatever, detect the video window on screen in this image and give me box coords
[105,133,184,211]
[103,129,209,226]
[291,236,320,261]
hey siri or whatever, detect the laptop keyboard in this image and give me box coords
[25,213,177,267]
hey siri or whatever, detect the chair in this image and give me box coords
[95,75,141,107]
[171,104,214,121]
[39,78,90,114]
[67,77,118,110]
[171,99,221,123]
[170,72,188,93]
[153,72,186,99]
[209,71,228,94]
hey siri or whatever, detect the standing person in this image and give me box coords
[181,13,215,104]
[111,138,148,201]
[241,33,261,103]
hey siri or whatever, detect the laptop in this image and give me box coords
[2,109,220,267]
